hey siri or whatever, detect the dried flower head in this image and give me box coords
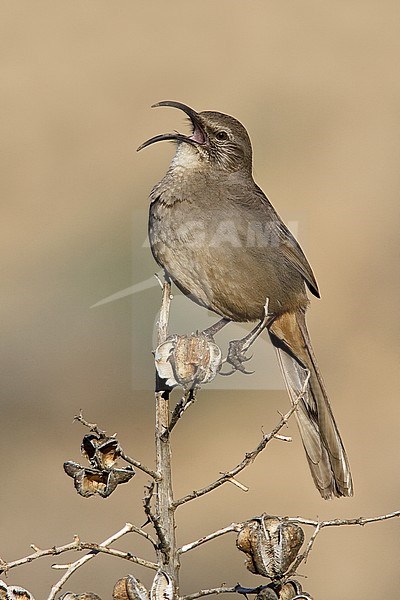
[155,333,221,389]
[150,570,173,600]
[236,515,304,579]
[255,580,310,600]
[113,575,149,600]
[81,434,120,470]
[64,433,134,498]
[0,581,35,600]
[63,461,134,498]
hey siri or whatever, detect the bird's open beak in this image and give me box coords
[137,101,207,152]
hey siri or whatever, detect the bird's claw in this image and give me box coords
[222,339,255,375]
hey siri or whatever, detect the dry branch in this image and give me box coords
[165,388,196,437]
[47,523,157,600]
[288,510,400,529]
[4,274,398,598]
[173,375,309,509]
[181,587,237,600]
[74,411,160,481]
[285,509,400,577]
[143,482,170,560]
[179,524,241,555]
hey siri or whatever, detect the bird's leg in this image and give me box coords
[202,317,231,339]
[222,299,274,375]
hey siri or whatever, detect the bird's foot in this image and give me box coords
[220,339,255,376]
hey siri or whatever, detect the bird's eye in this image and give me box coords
[215,130,229,141]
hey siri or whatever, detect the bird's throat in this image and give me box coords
[171,143,203,171]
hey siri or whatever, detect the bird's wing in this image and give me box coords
[254,185,320,298]
[276,221,320,297]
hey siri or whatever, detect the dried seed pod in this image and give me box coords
[63,462,134,498]
[255,581,308,600]
[81,434,101,463]
[255,587,279,600]
[125,576,150,600]
[81,435,120,470]
[96,438,120,469]
[278,581,305,600]
[155,333,221,388]
[113,575,149,600]
[0,580,7,600]
[4,585,36,600]
[150,570,173,600]
[236,516,304,578]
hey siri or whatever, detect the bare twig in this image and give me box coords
[119,450,161,481]
[143,482,170,561]
[119,523,157,549]
[285,510,400,577]
[173,375,309,509]
[221,474,249,492]
[288,510,400,529]
[286,522,322,577]
[52,543,158,570]
[179,523,240,555]
[181,587,237,600]
[74,410,160,480]
[47,523,157,599]
[178,509,400,561]
[0,537,82,575]
[273,434,292,442]
[166,388,196,437]
[1,524,158,590]
[73,411,106,437]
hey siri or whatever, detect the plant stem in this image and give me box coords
[154,279,180,589]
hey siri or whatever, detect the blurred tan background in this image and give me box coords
[1,1,399,598]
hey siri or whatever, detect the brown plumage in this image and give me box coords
[139,101,353,499]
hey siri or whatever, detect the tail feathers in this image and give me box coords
[269,310,353,499]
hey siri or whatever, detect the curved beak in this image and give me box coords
[137,101,206,152]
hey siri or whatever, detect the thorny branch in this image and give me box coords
[164,388,196,438]
[0,528,157,578]
[285,509,400,577]
[177,511,400,599]
[74,410,161,481]
[173,373,310,509]
[52,543,158,570]
[0,538,83,575]
[73,411,106,437]
[287,522,322,578]
[143,481,170,561]
[119,449,161,481]
[4,278,399,596]
[288,510,400,529]
[178,509,400,563]
[47,523,158,600]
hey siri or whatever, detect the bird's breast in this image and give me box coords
[148,179,308,321]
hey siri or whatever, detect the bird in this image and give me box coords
[138,100,353,499]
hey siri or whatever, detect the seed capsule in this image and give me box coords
[113,575,149,600]
[236,515,304,578]
[155,333,221,389]
[150,570,174,600]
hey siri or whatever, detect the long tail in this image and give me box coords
[268,309,353,499]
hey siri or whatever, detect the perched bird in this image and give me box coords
[138,101,353,499]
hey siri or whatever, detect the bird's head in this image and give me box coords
[138,101,253,174]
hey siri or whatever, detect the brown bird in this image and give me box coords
[138,101,353,499]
